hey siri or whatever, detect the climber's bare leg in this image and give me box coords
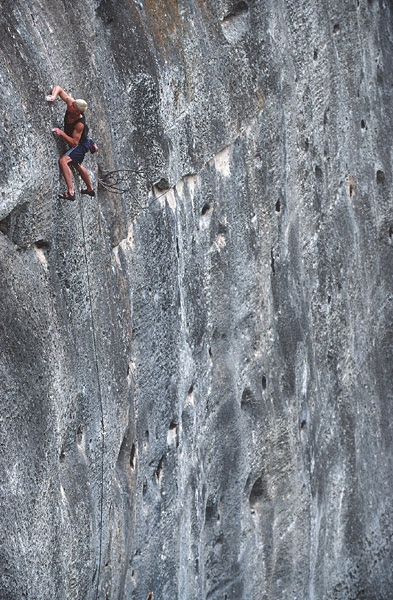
[58,154,75,196]
[74,163,94,193]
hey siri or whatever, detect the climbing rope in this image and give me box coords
[78,197,106,600]
[98,168,173,209]
[98,168,146,205]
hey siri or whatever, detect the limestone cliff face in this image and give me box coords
[1,1,393,599]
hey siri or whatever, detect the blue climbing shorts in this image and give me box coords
[65,144,88,164]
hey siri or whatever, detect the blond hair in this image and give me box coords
[75,99,88,113]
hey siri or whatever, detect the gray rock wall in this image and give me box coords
[1,1,393,598]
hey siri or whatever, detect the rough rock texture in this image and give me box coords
[1,0,393,599]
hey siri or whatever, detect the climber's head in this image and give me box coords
[74,99,87,113]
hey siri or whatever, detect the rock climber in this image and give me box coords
[46,85,95,200]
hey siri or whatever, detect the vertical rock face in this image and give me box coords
[1,1,393,598]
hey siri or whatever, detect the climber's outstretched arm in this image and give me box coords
[46,86,74,105]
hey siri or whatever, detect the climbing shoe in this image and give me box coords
[81,189,95,197]
[58,192,75,201]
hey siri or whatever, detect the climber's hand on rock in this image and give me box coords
[46,95,55,102]
[52,127,62,137]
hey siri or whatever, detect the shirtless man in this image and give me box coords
[46,85,95,200]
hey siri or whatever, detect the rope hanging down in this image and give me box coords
[98,168,144,193]
[97,168,173,210]
[98,167,150,210]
